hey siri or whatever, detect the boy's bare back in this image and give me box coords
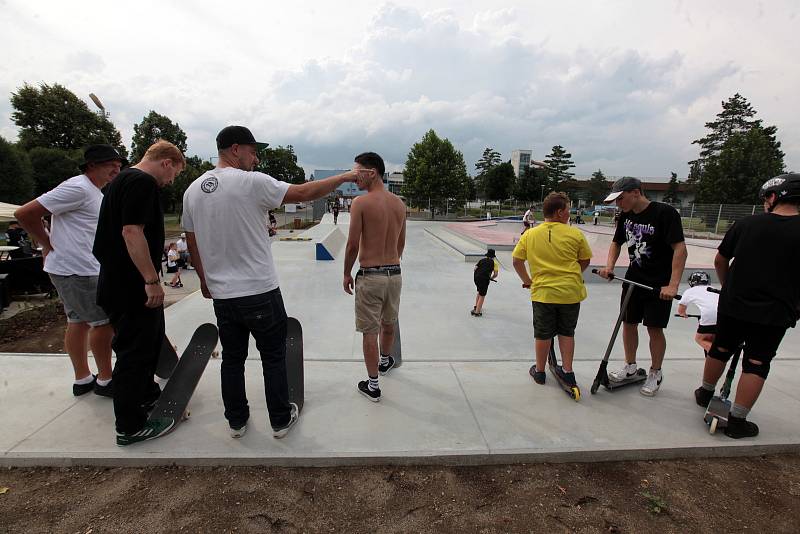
[351,189,406,268]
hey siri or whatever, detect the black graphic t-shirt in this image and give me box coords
[474,257,495,282]
[613,201,684,287]
[93,168,164,311]
[717,213,800,327]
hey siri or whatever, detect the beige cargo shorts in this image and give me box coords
[354,271,402,334]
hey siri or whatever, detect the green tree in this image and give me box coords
[662,172,680,204]
[402,129,469,217]
[484,161,515,201]
[543,145,575,191]
[474,147,502,199]
[255,145,306,184]
[10,83,127,156]
[0,137,35,204]
[514,165,547,202]
[28,147,81,196]
[167,155,215,214]
[587,169,609,205]
[694,126,785,204]
[688,94,784,203]
[130,111,187,164]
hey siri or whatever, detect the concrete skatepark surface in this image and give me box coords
[2,215,799,467]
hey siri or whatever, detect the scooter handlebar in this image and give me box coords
[706,287,721,294]
[592,268,682,300]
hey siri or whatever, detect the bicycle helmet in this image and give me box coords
[687,271,710,287]
[760,173,800,212]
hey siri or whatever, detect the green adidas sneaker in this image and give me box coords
[116,417,175,446]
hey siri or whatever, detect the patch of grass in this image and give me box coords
[641,491,668,515]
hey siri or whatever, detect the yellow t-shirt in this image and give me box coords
[512,222,592,304]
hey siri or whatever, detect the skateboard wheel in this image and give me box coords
[709,417,718,434]
[571,387,581,402]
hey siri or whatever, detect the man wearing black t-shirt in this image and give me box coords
[598,177,687,396]
[694,174,800,439]
[93,140,186,446]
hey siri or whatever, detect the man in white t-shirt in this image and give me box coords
[182,125,359,439]
[522,207,536,234]
[14,144,126,397]
[176,233,192,269]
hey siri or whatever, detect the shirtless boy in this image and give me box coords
[343,152,407,402]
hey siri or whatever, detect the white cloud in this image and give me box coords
[0,0,797,179]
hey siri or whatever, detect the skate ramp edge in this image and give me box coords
[316,226,346,260]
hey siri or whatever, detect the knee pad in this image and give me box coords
[708,344,733,363]
[742,357,771,379]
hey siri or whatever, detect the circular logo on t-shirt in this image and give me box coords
[201,175,218,193]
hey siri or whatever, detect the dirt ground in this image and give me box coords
[3,297,799,533]
[1,455,799,533]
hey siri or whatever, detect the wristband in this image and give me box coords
[144,278,159,285]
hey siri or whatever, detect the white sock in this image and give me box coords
[368,376,379,391]
[74,374,94,385]
[379,353,390,366]
[96,377,112,387]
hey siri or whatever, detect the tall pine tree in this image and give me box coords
[688,94,784,204]
[543,145,575,192]
[662,172,680,204]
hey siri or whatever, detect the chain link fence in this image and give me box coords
[674,203,760,239]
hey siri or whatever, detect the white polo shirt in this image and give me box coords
[36,174,103,276]
[182,167,290,299]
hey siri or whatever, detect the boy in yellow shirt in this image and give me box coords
[512,192,592,386]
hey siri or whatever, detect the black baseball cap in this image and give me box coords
[216,125,269,150]
[604,177,642,202]
[79,144,127,171]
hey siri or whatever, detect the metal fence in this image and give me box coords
[674,203,760,239]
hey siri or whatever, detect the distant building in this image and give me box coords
[564,175,694,206]
[510,149,532,178]
[386,172,404,196]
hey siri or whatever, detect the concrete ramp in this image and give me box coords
[315,226,346,260]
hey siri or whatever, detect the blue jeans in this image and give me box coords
[212,289,291,429]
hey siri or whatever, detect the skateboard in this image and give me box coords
[286,317,304,413]
[547,341,581,401]
[147,323,219,431]
[391,319,402,368]
[156,336,179,379]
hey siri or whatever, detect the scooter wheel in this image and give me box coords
[709,417,718,435]
[590,381,599,395]
[571,387,581,402]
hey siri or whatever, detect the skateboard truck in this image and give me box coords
[589,269,681,394]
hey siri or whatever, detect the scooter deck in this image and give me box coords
[704,396,731,433]
[547,343,580,401]
[604,368,647,390]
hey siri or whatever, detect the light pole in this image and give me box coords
[540,185,545,202]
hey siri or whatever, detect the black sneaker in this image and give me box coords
[557,367,577,387]
[378,356,395,375]
[529,365,546,385]
[358,380,381,402]
[73,375,96,396]
[724,415,759,439]
[93,380,113,398]
[694,387,714,407]
[116,416,176,446]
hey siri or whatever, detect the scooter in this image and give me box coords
[547,340,581,401]
[590,269,682,394]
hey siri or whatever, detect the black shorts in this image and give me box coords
[713,313,787,362]
[532,302,580,339]
[697,324,716,335]
[620,285,672,328]
[166,265,179,274]
[475,278,490,297]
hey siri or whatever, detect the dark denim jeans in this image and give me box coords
[212,288,291,429]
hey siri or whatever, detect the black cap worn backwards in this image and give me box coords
[215,125,269,150]
[79,144,128,171]
[604,177,642,202]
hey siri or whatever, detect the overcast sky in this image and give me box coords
[1,0,797,178]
